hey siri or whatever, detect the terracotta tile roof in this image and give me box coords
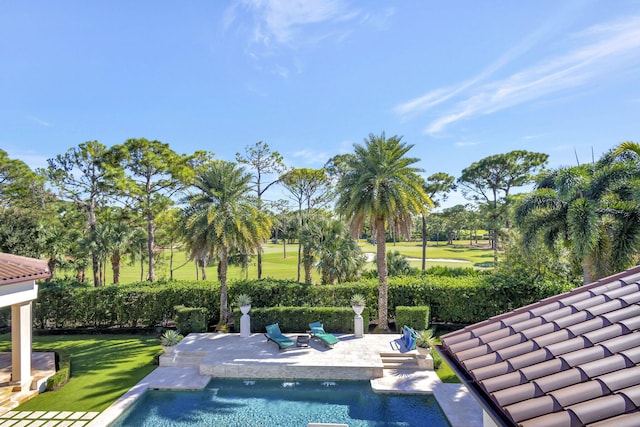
[0,253,51,285]
[439,265,640,427]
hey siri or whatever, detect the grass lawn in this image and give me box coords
[91,241,493,285]
[0,334,160,412]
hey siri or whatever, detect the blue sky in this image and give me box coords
[2,1,639,207]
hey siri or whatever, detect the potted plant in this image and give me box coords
[236,294,252,315]
[160,329,183,354]
[415,329,437,356]
[350,293,366,315]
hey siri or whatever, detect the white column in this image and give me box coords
[11,301,33,389]
[354,315,363,338]
[240,314,251,338]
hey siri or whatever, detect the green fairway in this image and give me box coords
[0,334,160,412]
[89,241,493,285]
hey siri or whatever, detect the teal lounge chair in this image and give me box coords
[264,323,295,350]
[309,321,339,348]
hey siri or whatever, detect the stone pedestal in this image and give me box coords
[354,315,364,338]
[240,314,251,338]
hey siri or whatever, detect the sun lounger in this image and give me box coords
[309,321,339,348]
[264,323,295,350]
[401,325,418,350]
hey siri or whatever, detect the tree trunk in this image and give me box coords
[421,214,427,272]
[111,252,121,284]
[582,261,592,285]
[304,247,313,284]
[147,212,155,281]
[257,250,262,279]
[283,239,287,259]
[201,255,207,280]
[169,238,174,280]
[88,202,101,287]
[297,242,302,282]
[218,246,229,326]
[375,217,389,331]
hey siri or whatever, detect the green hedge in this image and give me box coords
[395,306,430,330]
[174,305,208,334]
[34,273,572,330]
[233,307,370,334]
[45,349,70,391]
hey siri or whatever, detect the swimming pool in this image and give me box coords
[111,379,451,426]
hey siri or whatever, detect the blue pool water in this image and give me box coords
[111,379,451,427]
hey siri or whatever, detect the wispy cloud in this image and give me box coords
[396,13,640,135]
[232,0,360,49]
[5,149,49,170]
[455,141,480,147]
[225,1,393,80]
[288,148,329,165]
[26,115,52,127]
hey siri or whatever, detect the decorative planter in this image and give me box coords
[240,305,251,315]
[162,345,176,355]
[351,305,364,317]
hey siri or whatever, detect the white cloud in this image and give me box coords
[5,149,49,170]
[238,0,359,48]
[288,148,329,165]
[395,13,640,135]
[454,141,480,147]
[25,115,52,127]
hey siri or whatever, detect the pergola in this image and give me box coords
[0,253,50,390]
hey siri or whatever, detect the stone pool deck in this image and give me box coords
[89,333,482,427]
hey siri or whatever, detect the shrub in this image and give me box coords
[46,349,71,391]
[174,305,208,334]
[395,306,430,330]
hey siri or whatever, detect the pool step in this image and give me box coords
[380,353,420,370]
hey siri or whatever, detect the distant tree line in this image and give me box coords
[2,135,640,330]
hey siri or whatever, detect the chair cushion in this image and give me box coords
[266,323,281,336]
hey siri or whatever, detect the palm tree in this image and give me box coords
[515,152,640,283]
[183,160,271,327]
[336,133,433,331]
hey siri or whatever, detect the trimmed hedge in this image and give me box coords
[46,349,70,391]
[174,305,208,334]
[34,273,572,330]
[233,306,370,334]
[395,306,430,330]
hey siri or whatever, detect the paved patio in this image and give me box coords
[89,332,482,427]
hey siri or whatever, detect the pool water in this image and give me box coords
[111,379,451,427]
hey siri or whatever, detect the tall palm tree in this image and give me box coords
[336,133,433,331]
[183,160,271,327]
[516,152,640,283]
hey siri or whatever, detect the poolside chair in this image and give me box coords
[401,325,418,351]
[309,321,339,348]
[264,323,295,350]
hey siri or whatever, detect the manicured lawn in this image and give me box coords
[90,241,493,284]
[0,334,160,412]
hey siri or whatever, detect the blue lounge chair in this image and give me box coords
[401,325,418,350]
[309,321,339,348]
[264,323,295,350]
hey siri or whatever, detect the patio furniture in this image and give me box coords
[264,323,295,350]
[309,321,339,348]
[296,334,311,347]
[401,325,418,350]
